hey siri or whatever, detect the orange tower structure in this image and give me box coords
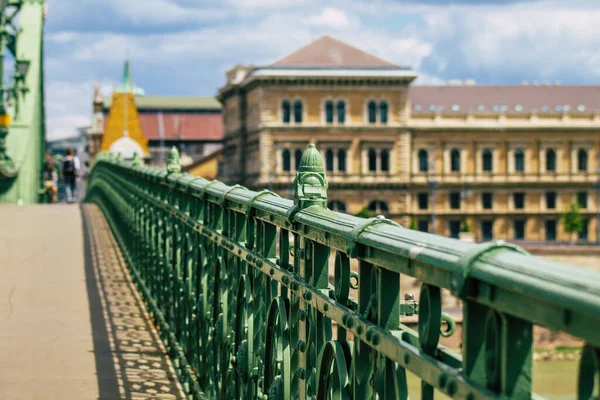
[101,59,149,158]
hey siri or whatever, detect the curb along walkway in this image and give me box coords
[0,204,184,399]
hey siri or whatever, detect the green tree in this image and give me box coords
[409,218,417,230]
[353,206,375,219]
[561,202,583,243]
[460,218,471,233]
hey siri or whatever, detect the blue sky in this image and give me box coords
[44,0,600,139]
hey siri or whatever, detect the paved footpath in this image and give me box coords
[0,204,184,399]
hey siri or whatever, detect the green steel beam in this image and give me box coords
[86,146,600,399]
[0,0,46,204]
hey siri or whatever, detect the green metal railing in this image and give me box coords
[86,145,600,400]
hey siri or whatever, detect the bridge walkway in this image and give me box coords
[0,204,184,399]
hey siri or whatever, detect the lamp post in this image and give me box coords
[428,162,438,234]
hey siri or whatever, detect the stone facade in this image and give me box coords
[218,36,600,243]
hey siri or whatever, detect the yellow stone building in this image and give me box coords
[218,36,600,243]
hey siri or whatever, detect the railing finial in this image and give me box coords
[167,146,181,173]
[293,143,328,210]
[132,151,142,166]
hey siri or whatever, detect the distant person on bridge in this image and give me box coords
[61,147,81,203]
[42,151,58,202]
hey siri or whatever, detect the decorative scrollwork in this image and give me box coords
[578,345,600,399]
[264,297,291,400]
[317,340,350,400]
[418,284,441,353]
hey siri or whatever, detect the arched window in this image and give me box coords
[325,100,334,124]
[295,149,303,171]
[514,148,525,172]
[418,149,429,172]
[368,148,377,172]
[546,149,556,172]
[578,148,588,172]
[282,149,291,172]
[368,101,377,124]
[450,148,461,172]
[381,149,390,172]
[293,100,303,123]
[482,149,493,172]
[282,100,291,123]
[325,149,334,172]
[327,200,346,213]
[368,200,389,215]
[380,101,388,124]
[337,101,346,124]
[338,149,347,172]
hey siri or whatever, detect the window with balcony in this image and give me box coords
[546,192,556,209]
[449,220,461,238]
[514,219,526,240]
[578,148,588,172]
[418,149,429,172]
[337,101,346,124]
[449,192,461,210]
[325,100,334,124]
[577,191,588,209]
[482,192,493,209]
[545,220,557,241]
[380,101,388,124]
[514,148,525,172]
[546,149,556,172]
[368,101,377,124]
[282,100,291,123]
[579,219,589,241]
[368,149,377,172]
[295,149,303,170]
[328,200,346,213]
[282,149,291,172]
[293,100,303,123]
[418,193,429,210]
[481,220,494,241]
[482,149,493,172]
[325,149,334,172]
[514,192,525,209]
[381,149,390,172]
[338,149,347,172]
[368,200,389,215]
[450,148,461,172]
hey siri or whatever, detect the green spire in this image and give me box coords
[116,55,145,96]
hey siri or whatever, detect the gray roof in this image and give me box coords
[409,85,600,113]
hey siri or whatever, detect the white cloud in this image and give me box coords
[304,7,351,30]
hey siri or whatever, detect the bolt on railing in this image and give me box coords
[86,145,600,400]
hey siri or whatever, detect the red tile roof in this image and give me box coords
[409,85,600,112]
[271,35,398,68]
[104,112,223,141]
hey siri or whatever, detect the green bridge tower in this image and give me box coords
[0,0,46,204]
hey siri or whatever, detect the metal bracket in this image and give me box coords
[452,239,529,298]
[185,177,207,192]
[245,189,280,216]
[346,215,402,258]
[218,184,247,206]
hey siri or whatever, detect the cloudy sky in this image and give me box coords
[45,0,600,140]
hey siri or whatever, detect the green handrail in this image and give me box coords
[86,145,600,400]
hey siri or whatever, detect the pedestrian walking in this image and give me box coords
[61,147,80,203]
[42,151,58,202]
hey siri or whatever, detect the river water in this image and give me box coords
[405,360,578,399]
